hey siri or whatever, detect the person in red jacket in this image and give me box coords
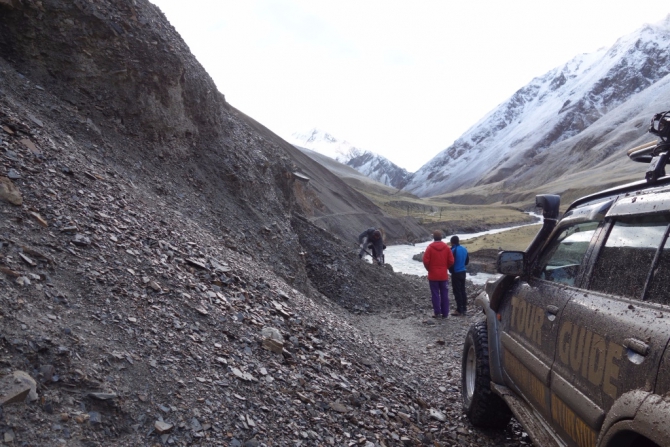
[423,230,455,319]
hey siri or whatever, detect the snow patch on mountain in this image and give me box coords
[289,129,364,164]
[289,128,411,189]
[404,15,670,198]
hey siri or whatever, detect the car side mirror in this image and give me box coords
[497,251,526,276]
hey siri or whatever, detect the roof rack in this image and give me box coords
[627,111,670,183]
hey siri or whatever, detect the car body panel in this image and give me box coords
[497,280,573,423]
[606,190,670,218]
[654,340,670,396]
[565,178,670,215]
[557,292,670,404]
[474,289,507,384]
[598,393,670,447]
[476,181,670,447]
[596,390,649,447]
[549,291,670,446]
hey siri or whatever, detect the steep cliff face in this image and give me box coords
[404,15,670,199]
[0,0,427,286]
[1,0,214,151]
[0,0,304,274]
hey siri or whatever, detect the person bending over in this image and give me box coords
[358,228,385,265]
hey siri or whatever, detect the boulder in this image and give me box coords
[0,371,37,406]
[0,176,22,206]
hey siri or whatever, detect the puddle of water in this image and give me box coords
[385,213,542,284]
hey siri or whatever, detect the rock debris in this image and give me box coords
[0,0,527,445]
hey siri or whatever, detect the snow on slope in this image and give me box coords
[290,129,364,164]
[404,15,670,197]
[289,128,411,189]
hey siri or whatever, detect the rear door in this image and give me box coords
[645,224,670,396]
[498,215,602,425]
[550,197,670,447]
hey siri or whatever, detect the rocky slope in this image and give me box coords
[404,15,670,201]
[0,1,522,446]
[290,129,411,190]
[292,146,428,243]
[279,140,427,246]
[0,0,309,283]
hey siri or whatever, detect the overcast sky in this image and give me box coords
[149,0,669,172]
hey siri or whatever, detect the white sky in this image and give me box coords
[149,0,669,172]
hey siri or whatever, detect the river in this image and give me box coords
[384,212,543,285]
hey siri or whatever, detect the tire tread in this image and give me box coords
[462,320,512,428]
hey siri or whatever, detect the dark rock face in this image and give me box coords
[1,0,206,149]
[0,0,310,283]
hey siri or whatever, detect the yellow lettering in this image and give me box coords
[569,325,587,373]
[531,306,544,345]
[558,321,572,365]
[580,329,593,378]
[587,333,606,386]
[510,296,519,329]
[516,299,527,333]
[551,394,597,447]
[510,298,545,346]
[524,302,535,338]
[504,349,547,412]
[558,321,619,398]
[603,341,623,399]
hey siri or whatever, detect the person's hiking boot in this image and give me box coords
[432,314,441,319]
[450,310,462,317]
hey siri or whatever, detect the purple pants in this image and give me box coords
[429,280,449,316]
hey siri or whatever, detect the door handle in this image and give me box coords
[624,338,649,356]
[546,305,559,322]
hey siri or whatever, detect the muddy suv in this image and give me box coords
[461,113,670,447]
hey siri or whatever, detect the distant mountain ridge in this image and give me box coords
[289,129,411,189]
[403,15,670,199]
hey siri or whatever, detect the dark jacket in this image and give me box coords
[423,241,455,281]
[358,228,384,257]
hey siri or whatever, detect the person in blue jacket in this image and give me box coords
[449,235,469,316]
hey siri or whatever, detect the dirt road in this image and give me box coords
[346,281,528,447]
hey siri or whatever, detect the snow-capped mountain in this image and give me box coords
[404,15,670,198]
[289,129,411,189]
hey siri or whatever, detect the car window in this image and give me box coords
[645,228,670,304]
[535,221,599,286]
[589,216,670,299]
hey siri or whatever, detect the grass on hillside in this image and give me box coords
[348,182,537,228]
[384,201,537,228]
[422,204,536,227]
[463,224,542,253]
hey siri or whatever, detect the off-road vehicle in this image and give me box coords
[461,111,670,447]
